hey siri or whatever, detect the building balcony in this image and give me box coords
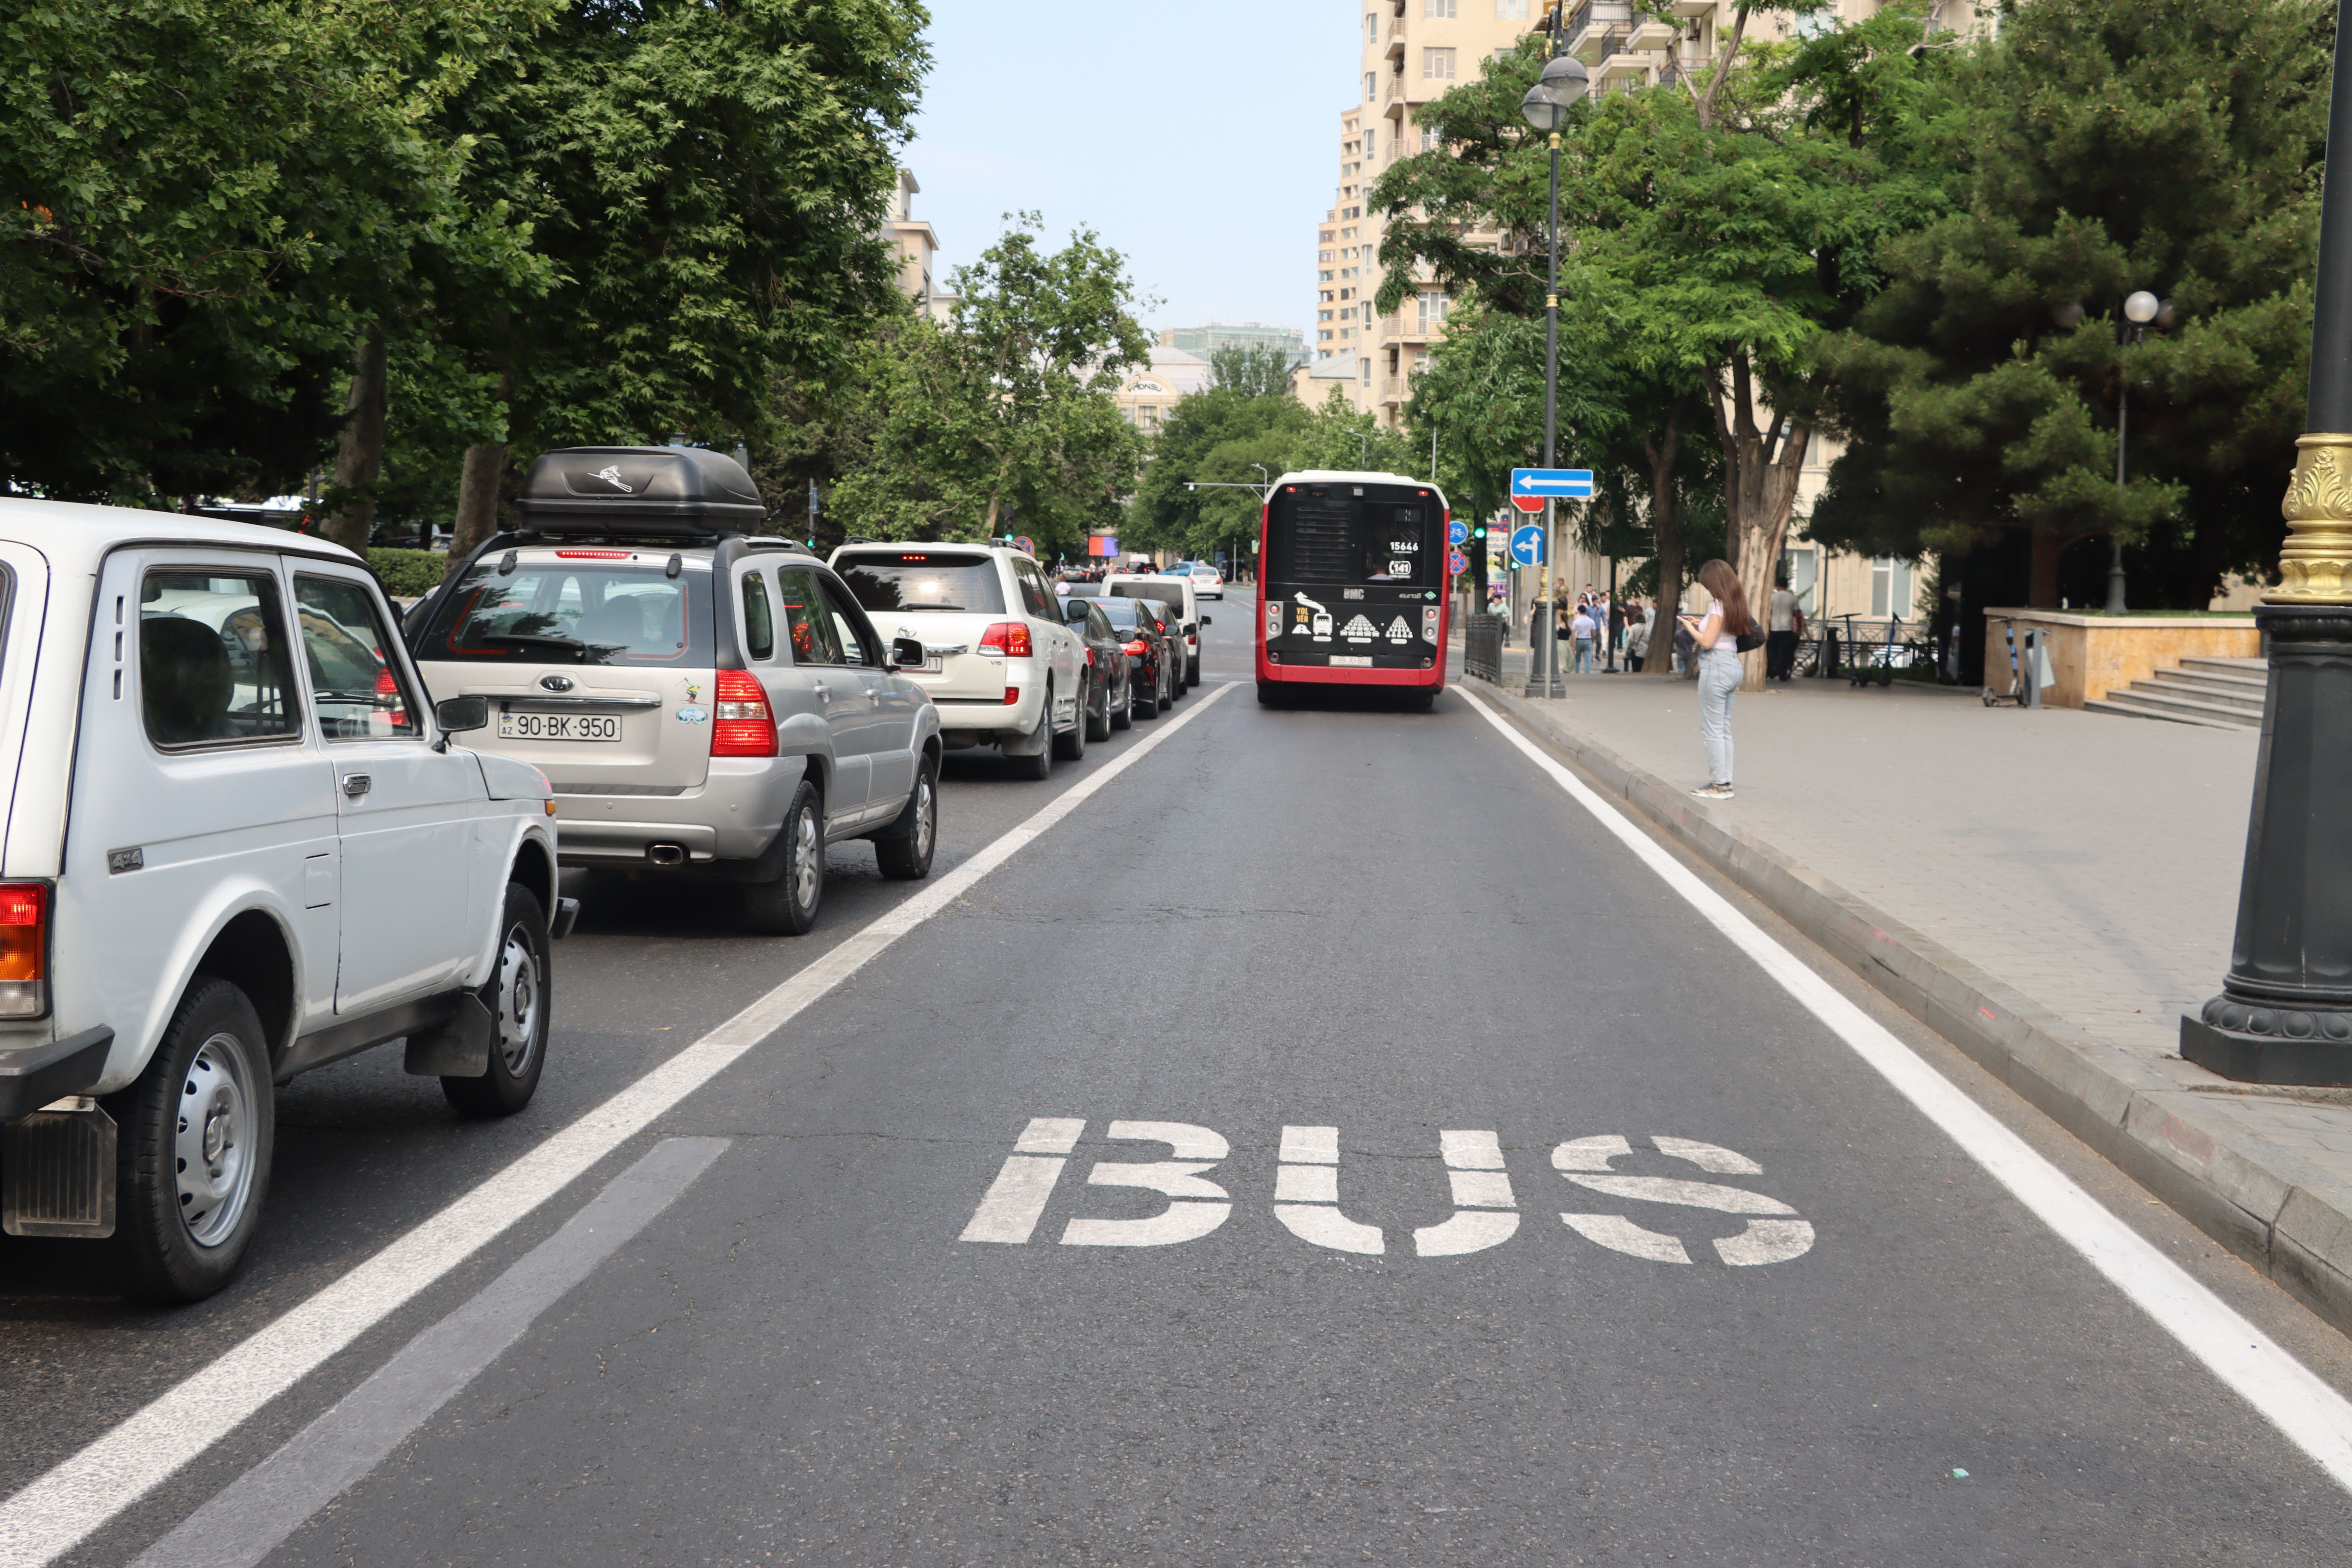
[1378,374,1411,405]
[1571,9,1676,64]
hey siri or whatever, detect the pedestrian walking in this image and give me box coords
[1606,595,1625,672]
[1766,573,1805,682]
[1678,559,1753,800]
[1625,604,1650,672]
[1570,601,1597,675]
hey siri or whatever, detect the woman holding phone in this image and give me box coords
[1679,559,1753,800]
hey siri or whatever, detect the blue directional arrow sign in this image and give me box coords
[1509,524,1546,566]
[1447,518,1468,547]
[1510,467,1596,501]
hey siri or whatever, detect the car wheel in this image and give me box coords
[1053,676,1088,760]
[1156,666,1173,714]
[441,884,552,1118]
[743,779,824,934]
[1112,673,1134,729]
[874,756,937,880]
[1132,669,1157,722]
[107,978,274,1302]
[1010,693,1054,778]
[1187,657,1201,689]
[1085,671,1113,741]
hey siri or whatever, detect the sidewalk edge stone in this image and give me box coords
[1476,678,2352,1337]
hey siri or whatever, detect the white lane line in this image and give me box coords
[126,1137,730,1568]
[1458,686,2352,1492]
[0,683,1233,1567]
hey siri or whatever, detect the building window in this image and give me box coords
[1366,12,1379,45]
[1320,270,1334,281]
[1423,47,1455,79]
[1496,0,1526,15]
[1362,360,1372,385]
[1366,71,1377,101]
[1417,290,1449,333]
[1425,0,1457,14]
[1422,125,1441,151]
[1870,557,1914,619]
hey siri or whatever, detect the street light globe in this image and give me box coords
[2124,290,2161,325]
[1519,56,1591,131]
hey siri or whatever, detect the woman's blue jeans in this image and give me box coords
[1697,649,1740,783]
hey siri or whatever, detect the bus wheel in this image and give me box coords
[1407,690,1437,712]
[1256,681,1285,708]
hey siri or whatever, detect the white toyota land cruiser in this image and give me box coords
[0,502,574,1301]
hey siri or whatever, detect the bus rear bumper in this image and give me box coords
[1254,655,1443,689]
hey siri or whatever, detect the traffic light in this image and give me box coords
[1471,524,1487,540]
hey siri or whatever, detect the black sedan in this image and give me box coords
[1058,595,1132,738]
[1069,595,1172,722]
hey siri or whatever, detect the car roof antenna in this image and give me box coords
[665,553,683,579]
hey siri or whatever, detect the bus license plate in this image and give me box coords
[1330,656,1372,666]
[497,712,621,742]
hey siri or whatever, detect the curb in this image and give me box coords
[1474,677,2352,1338]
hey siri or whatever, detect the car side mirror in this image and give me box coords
[891,635,926,670]
[1201,615,1212,626]
[435,696,489,735]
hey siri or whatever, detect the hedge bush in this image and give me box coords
[367,548,447,599]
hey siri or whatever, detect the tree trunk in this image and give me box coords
[323,324,387,557]
[2029,525,2063,608]
[1642,411,1685,676]
[447,440,509,575]
[1708,353,1810,692]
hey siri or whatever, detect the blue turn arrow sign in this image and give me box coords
[1508,524,1546,566]
[1510,467,1595,500]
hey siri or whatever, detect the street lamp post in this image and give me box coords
[1518,49,1589,700]
[2182,0,2352,1083]
[2106,290,2161,614]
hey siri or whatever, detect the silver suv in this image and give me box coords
[410,448,943,935]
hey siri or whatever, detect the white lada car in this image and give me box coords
[0,501,573,1301]
[827,543,1087,778]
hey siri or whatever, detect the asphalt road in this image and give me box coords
[10,588,2352,1565]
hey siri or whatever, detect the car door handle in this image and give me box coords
[341,773,372,798]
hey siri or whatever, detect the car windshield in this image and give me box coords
[1109,582,1184,617]
[418,558,715,666]
[835,552,1006,615]
[1079,597,1143,631]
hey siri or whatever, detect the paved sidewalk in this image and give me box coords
[1464,641,2352,1334]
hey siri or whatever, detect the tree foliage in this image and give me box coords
[1812,0,2329,607]
[826,215,1150,557]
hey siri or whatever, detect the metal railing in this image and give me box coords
[1567,1,1632,45]
[1465,615,1504,683]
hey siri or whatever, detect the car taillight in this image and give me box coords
[711,668,777,757]
[0,883,45,1016]
[1084,647,1096,666]
[1123,640,1148,656]
[373,663,406,726]
[979,621,1033,658]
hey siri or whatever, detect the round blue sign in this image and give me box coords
[1447,519,1468,547]
[1509,524,1546,566]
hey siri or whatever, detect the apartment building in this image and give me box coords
[1112,348,1214,437]
[884,170,956,322]
[1314,2,1541,422]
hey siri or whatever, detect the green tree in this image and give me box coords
[1207,344,1297,399]
[442,0,928,561]
[1812,0,2328,608]
[829,215,1150,556]
[0,0,554,512]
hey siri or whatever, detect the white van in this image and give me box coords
[0,502,572,1301]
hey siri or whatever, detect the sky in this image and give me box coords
[903,0,1361,343]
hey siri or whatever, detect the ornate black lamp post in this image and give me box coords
[2181,5,2352,1082]
[2105,290,2161,614]
[1517,49,1588,699]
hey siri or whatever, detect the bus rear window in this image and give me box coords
[1270,488,1439,585]
[836,553,1006,615]
[417,560,714,665]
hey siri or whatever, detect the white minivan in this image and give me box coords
[1103,573,1208,688]
[0,502,572,1301]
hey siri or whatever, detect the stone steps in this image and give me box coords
[2085,656,2264,730]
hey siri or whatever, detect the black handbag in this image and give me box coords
[1734,623,1767,654]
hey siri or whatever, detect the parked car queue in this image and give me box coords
[0,447,1229,1304]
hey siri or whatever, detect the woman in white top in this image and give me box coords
[1676,559,1753,799]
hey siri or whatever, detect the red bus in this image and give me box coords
[1255,470,1450,708]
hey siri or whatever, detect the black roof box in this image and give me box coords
[515,446,765,535]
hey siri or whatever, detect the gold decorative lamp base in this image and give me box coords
[2272,432,2352,604]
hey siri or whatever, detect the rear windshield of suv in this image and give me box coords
[418,557,715,666]
[836,552,1006,615]
[1079,597,1145,630]
[1110,582,1185,616]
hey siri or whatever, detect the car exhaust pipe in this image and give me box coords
[646,843,687,867]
